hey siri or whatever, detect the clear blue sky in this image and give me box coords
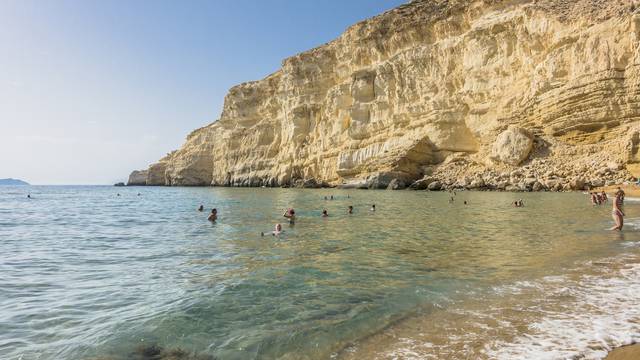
[0,0,405,185]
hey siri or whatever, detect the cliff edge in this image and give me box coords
[129,0,640,191]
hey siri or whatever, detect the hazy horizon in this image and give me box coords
[0,0,405,185]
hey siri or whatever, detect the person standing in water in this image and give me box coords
[283,209,296,224]
[321,209,329,217]
[370,204,376,211]
[348,206,353,214]
[198,205,204,212]
[208,208,218,222]
[615,187,625,205]
[610,194,625,231]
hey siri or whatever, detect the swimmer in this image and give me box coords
[208,208,218,222]
[330,195,334,200]
[463,201,467,205]
[198,205,204,212]
[324,196,328,200]
[518,199,524,207]
[348,205,353,214]
[322,209,329,217]
[370,204,376,211]
[27,194,31,199]
[610,194,625,231]
[117,193,120,197]
[137,193,141,196]
[283,208,296,224]
[262,223,284,236]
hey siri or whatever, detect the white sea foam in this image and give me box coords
[625,217,640,230]
[485,262,640,360]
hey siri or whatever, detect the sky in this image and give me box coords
[0,0,405,185]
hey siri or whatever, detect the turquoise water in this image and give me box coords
[1,186,639,360]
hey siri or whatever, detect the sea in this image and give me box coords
[1,185,639,360]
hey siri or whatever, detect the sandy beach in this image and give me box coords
[606,344,640,360]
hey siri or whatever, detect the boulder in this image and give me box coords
[427,181,442,191]
[569,177,585,190]
[409,177,435,190]
[386,178,406,190]
[491,126,534,165]
[468,178,485,189]
[532,181,544,191]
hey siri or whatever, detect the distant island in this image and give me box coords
[0,178,30,185]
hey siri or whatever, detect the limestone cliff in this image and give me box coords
[130,0,640,191]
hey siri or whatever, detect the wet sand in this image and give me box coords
[606,344,640,360]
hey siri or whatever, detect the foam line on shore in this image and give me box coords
[485,258,640,360]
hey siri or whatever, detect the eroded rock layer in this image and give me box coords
[130,0,640,190]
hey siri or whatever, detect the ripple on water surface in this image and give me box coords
[0,185,638,360]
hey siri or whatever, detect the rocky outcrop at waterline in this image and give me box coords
[129,0,640,191]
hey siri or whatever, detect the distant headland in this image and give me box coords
[0,178,30,185]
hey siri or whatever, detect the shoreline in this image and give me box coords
[606,344,640,360]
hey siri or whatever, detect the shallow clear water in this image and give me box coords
[0,186,638,360]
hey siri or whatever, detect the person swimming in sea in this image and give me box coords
[262,223,284,236]
[330,195,334,200]
[27,194,31,199]
[198,205,204,212]
[463,201,468,205]
[322,209,329,217]
[370,204,376,211]
[208,208,218,222]
[610,193,625,231]
[283,209,296,224]
[348,205,353,214]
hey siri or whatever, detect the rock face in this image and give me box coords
[130,0,640,190]
[127,170,148,186]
